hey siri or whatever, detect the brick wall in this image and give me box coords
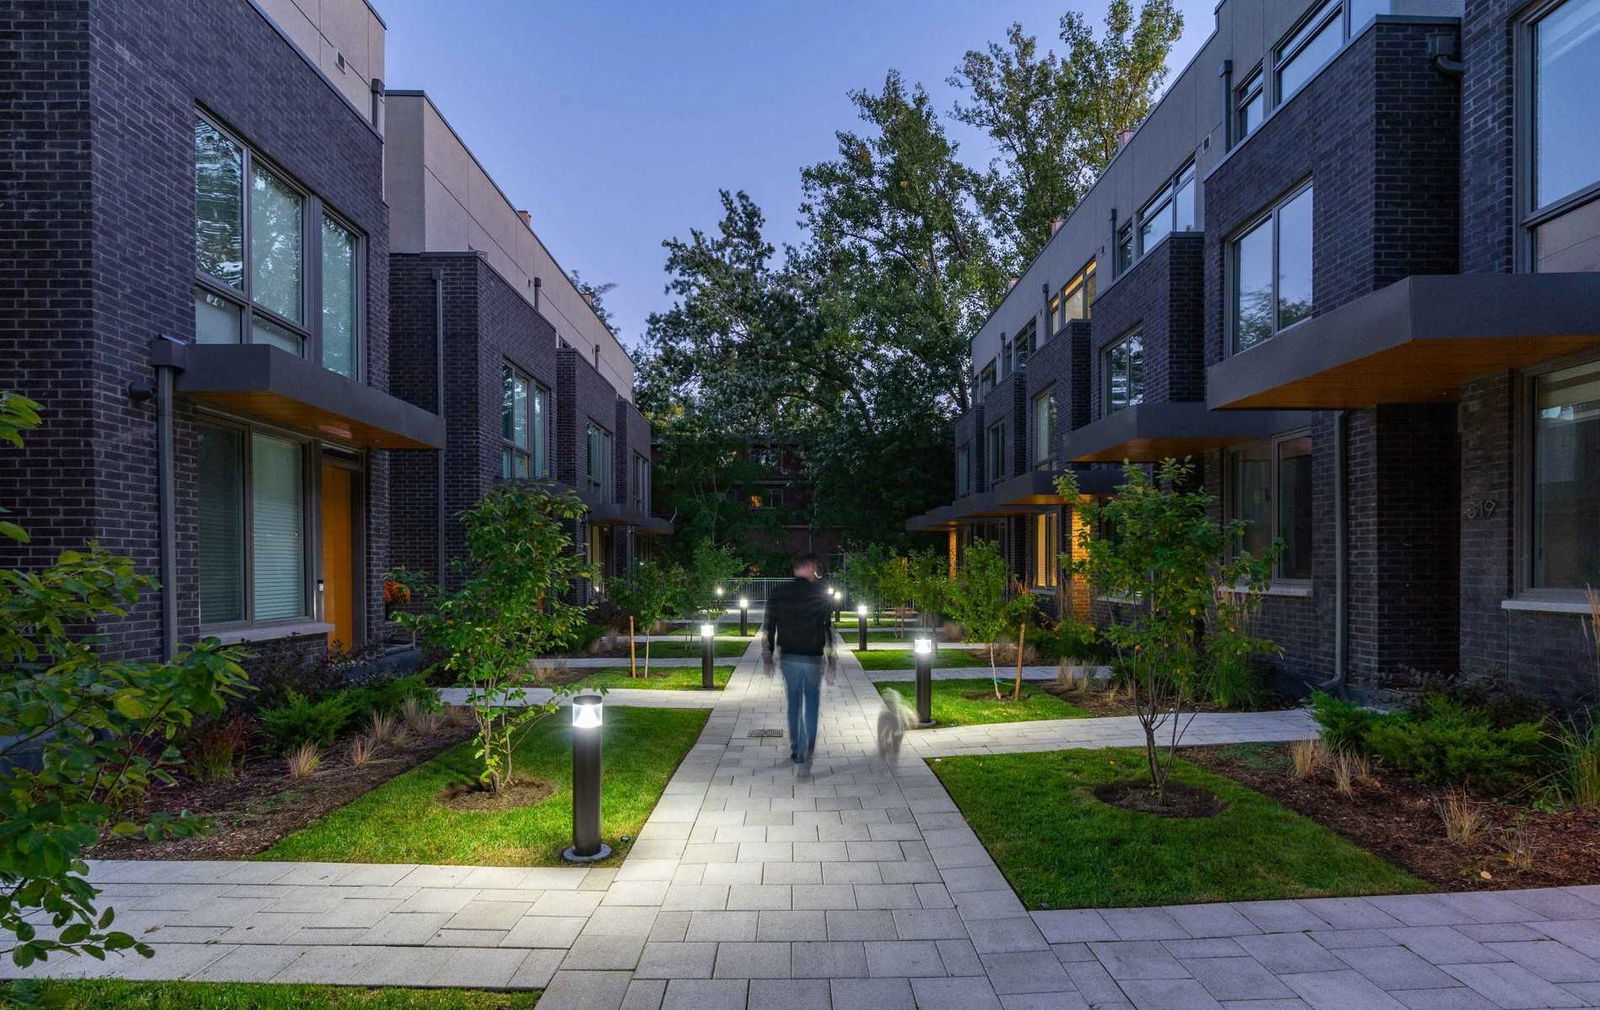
[1460,0,1515,274]
[1089,233,1206,420]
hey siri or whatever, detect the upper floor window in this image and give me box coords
[1231,183,1314,353]
[632,452,651,511]
[1013,319,1038,370]
[1049,260,1097,332]
[501,365,547,479]
[986,420,1008,486]
[956,444,973,497]
[978,360,997,395]
[1228,431,1314,582]
[1137,162,1198,257]
[1033,387,1058,467]
[1276,1,1343,104]
[194,116,362,379]
[1104,331,1145,414]
[197,422,310,628]
[1531,357,1600,589]
[1236,68,1265,140]
[586,423,613,499]
[1526,0,1600,272]
[1116,222,1134,274]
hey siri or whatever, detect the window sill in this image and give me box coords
[1500,595,1594,616]
[200,621,334,645]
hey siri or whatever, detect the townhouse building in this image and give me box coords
[0,0,659,670]
[908,0,1600,704]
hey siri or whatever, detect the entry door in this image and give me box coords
[320,463,356,652]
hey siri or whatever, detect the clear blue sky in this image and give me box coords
[379,1,1216,350]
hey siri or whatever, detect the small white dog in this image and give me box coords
[876,687,915,759]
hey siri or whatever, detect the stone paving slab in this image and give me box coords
[4,635,1597,1007]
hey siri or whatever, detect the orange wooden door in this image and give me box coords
[320,464,355,652]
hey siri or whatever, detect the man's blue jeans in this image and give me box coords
[780,653,823,759]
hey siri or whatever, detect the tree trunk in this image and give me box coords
[1012,622,1026,702]
[629,615,637,678]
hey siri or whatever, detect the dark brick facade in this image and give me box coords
[1090,233,1206,420]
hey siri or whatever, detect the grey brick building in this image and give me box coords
[909,0,1600,705]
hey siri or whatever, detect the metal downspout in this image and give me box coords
[433,268,447,588]
[1320,410,1349,691]
[149,334,186,661]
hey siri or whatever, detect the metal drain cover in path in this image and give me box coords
[746,729,784,739]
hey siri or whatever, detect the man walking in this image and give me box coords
[762,552,837,764]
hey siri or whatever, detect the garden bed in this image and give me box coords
[540,664,734,691]
[853,648,983,671]
[88,721,475,862]
[545,638,748,661]
[874,678,1088,727]
[1189,743,1600,892]
[1039,681,1299,718]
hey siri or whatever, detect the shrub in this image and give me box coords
[1200,653,1267,709]
[1309,691,1394,752]
[1365,696,1545,795]
[1542,716,1600,810]
[181,714,256,784]
[259,690,355,751]
[343,674,432,719]
[286,742,322,779]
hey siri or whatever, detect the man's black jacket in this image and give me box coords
[761,576,835,658]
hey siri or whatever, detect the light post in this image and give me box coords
[699,622,716,689]
[738,596,750,637]
[829,587,841,623]
[856,603,869,652]
[913,637,934,728]
[563,695,610,863]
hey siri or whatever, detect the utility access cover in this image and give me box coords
[746,729,784,739]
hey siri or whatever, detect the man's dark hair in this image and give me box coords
[794,552,823,570]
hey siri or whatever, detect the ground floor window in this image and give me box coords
[1033,511,1060,589]
[198,423,309,626]
[1226,430,1313,582]
[1533,357,1600,588]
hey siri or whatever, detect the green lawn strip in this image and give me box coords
[852,648,990,671]
[628,639,749,659]
[874,678,1088,727]
[931,747,1425,909]
[563,665,734,690]
[0,981,536,1009]
[259,706,708,866]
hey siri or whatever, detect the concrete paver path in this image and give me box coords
[6,641,1599,1009]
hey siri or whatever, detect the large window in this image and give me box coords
[1049,260,1097,332]
[1527,0,1600,272]
[1104,331,1145,413]
[198,424,309,627]
[586,423,613,498]
[501,365,547,479]
[632,452,650,512]
[194,116,362,378]
[1228,431,1313,582]
[956,444,973,496]
[1012,320,1038,370]
[986,420,1008,486]
[1276,1,1343,103]
[978,360,997,395]
[1033,388,1058,467]
[1532,358,1600,589]
[1033,511,1061,589]
[1136,162,1197,257]
[1232,183,1314,353]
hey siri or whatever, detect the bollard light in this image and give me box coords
[856,603,869,652]
[699,622,716,689]
[913,637,934,728]
[738,596,750,637]
[715,585,724,598]
[563,694,610,862]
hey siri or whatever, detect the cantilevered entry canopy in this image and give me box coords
[1064,402,1306,463]
[173,344,445,449]
[903,466,1125,533]
[1207,273,1600,410]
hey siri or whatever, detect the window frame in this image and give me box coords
[1103,329,1146,415]
[585,421,614,499]
[1224,427,1315,585]
[1227,180,1315,355]
[632,451,650,512]
[1235,66,1265,141]
[1032,386,1059,468]
[1517,0,1600,271]
[193,111,365,380]
[1051,259,1098,334]
[501,364,549,479]
[1033,510,1061,590]
[956,444,973,497]
[195,414,317,633]
[1134,161,1198,260]
[1516,349,1600,597]
[986,419,1008,487]
[1274,0,1343,105]
[978,360,998,395]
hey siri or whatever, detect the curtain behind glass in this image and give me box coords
[198,427,245,623]
[251,434,305,620]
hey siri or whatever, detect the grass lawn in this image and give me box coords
[629,639,749,659]
[874,678,1087,727]
[853,648,988,671]
[259,706,708,866]
[0,981,535,1009]
[562,665,734,690]
[932,747,1425,909]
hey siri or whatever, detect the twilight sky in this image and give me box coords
[379,1,1217,351]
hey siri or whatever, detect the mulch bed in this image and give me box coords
[1094,779,1227,818]
[1189,743,1600,892]
[1039,682,1299,719]
[89,724,475,861]
[440,777,554,812]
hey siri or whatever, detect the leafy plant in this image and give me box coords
[1058,459,1279,802]
[394,484,590,793]
[286,742,322,780]
[258,690,356,751]
[181,715,256,784]
[607,558,680,676]
[1,395,250,967]
[1308,691,1396,753]
[944,541,1035,699]
[1364,695,1545,795]
[906,549,952,630]
[675,538,743,622]
[1543,716,1600,809]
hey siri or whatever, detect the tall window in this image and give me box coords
[586,423,613,498]
[1033,388,1058,467]
[1276,1,1342,103]
[1034,511,1060,589]
[194,116,362,377]
[1236,68,1265,140]
[986,420,1008,486]
[1232,183,1314,353]
[956,445,973,496]
[1013,319,1038,370]
[1528,0,1600,272]
[1136,162,1197,258]
[198,424,308,626]
[1116,223,1134,274]
[978,360,998,395]
[1049,260,1097,332]
[632,452,650,511]
[1228,431,1313,582]
[1104,331,1145,413]
[501,366,546,478]
[1532,358,1600,588]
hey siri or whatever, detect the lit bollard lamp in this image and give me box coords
[562,694,611,863]
[913,637,935,728]
[856,603,870,652]
[829,587,841,623]
[738,596,750,637]
[699,622,716,689]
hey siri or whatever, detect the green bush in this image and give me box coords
[343,674,433,719]
[1364,695,1546,795]
[1199,654,1266,709]
[259,690,356,751]
[1309,691,1394,752]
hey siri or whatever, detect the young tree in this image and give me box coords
[398,484,590,793]
[2,393,251,968]
[907,549,953,631]
[607,558,679,677]
[1057,460,1277,802]
[675,538,744,627]
[945,540,1033,699]
[1061,0,1185,172]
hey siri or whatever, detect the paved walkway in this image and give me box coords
[7,641,1599,1009]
